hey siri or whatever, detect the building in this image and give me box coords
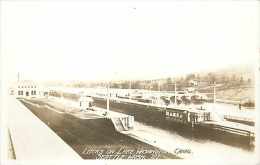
[188,80,198,86]
[9,80,41,98]
[79,95,94,111]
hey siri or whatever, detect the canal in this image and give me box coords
[48,87,256,160]
[128,121,254,160]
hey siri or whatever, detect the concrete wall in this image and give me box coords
[7,96,82,160]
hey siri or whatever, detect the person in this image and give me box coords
[195,115,198,123]
[103,111,108,116]
[239,103,242,110]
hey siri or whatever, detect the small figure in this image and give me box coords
[103,111,108,116]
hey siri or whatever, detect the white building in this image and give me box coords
[9,80,42,98]
[188,80,198,86]
[79,95,94,111]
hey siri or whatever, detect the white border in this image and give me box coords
[0,1,259,165]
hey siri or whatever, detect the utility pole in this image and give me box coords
[150,80,153,98]
[213,81,216,110]
[17,72,20,82]
[106,80,110,114]
[174,81,177,105]
[158,80,160,91]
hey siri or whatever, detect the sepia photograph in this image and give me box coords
[0,0,259,165]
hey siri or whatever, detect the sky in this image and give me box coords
[1,1,259,82]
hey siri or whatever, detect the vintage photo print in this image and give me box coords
[0,1,259,165]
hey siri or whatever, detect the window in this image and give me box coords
[19,91,23,96]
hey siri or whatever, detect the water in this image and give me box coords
[205,102,255,121]
[50,87,256,160]
[128,121,255,160]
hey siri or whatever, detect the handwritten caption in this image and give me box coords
[82,146,192,159]
[82,147,167,159]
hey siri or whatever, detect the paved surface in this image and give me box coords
[7,96,82,160]
[46,96,131,119]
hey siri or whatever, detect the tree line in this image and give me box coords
[71,72,253,91]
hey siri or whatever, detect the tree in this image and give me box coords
[248,78,251,83]
[121,81,129,89]
[240,76,244,84]
[231,74,237,81]
[166,77,173,91]
[152,82,159,90]
[185,74,196,81]
[220,75,227,84]
[207,73,216,84]
[196,74,201,81]
[132,81,142,89]
[111,82,120,88]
